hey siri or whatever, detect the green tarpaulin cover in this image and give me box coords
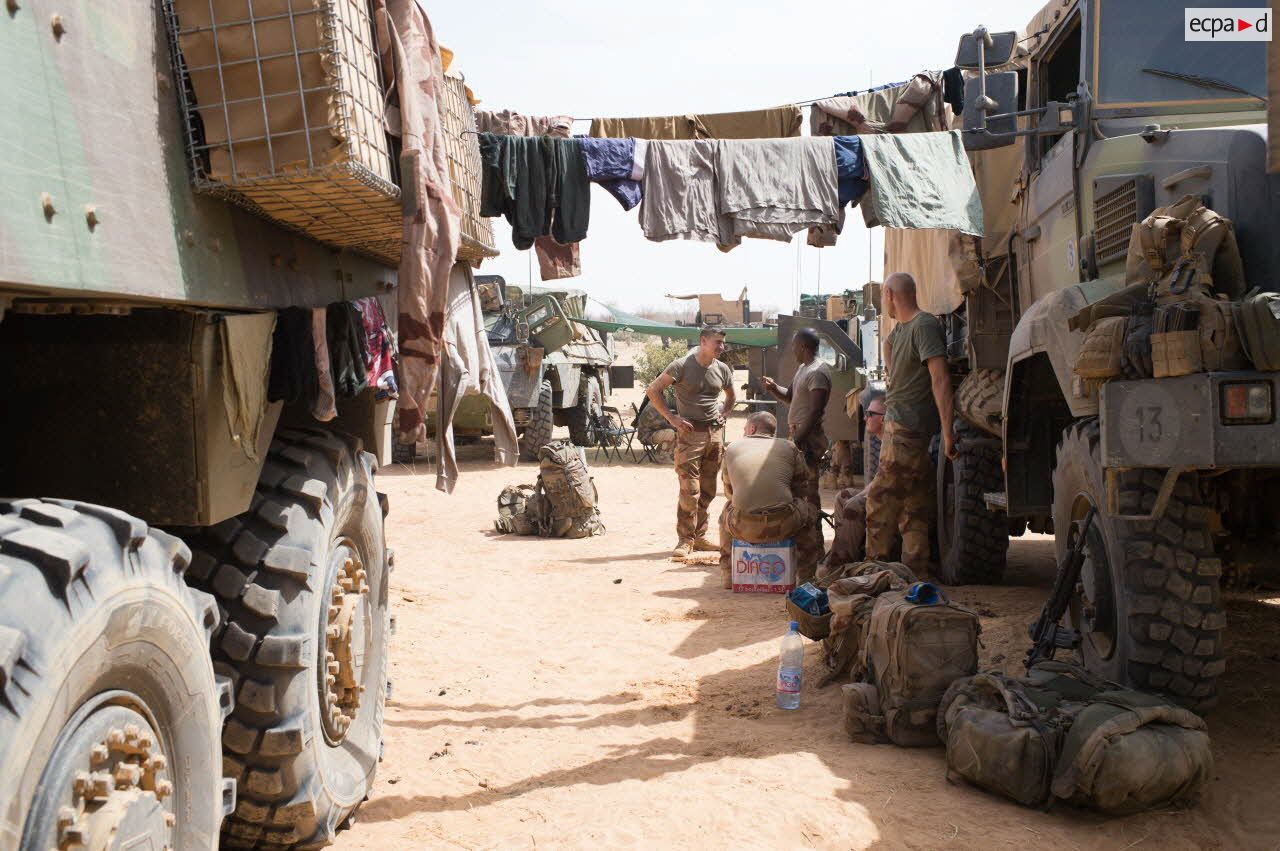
[579,308,777,347]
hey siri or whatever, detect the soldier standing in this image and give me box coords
[646,327,736,560]
[760,329,832,514]
[864,273,956,575]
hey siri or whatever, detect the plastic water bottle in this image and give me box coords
[776,621,804,710]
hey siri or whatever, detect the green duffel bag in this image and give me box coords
[1051,690,1212,815]
[1232,289,1280,371]
[938,671,1069,807]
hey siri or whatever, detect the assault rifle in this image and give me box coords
[1024,505,1097,670]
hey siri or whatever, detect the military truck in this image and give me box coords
[919,0,1275,710]
[417,275,616,461]
[0,2,487,847]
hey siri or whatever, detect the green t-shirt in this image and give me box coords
[885,312,947,435]
[663,350,733,424]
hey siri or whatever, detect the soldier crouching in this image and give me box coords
[718,412,822,589]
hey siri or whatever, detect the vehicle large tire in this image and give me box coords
[936,420,1009,585]
[566,375,603,448]
[1052,419,1223,712]
[518,380,555,462]
[955,368,1005,437]
[183,428,390,849]
[0,498,231,850]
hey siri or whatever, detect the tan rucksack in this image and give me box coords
[1124,195,1247,305]
[818,561,917,686]
[494,484,538,535]
[855,589,981,747]
[537,440,604,538]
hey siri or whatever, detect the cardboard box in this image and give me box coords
[731,539,796,593]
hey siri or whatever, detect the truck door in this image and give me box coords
[1020,12,1083,307]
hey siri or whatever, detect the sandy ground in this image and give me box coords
[332,367,1280,850]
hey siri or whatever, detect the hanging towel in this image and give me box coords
[353,296,399,400]
[717,137,842,246]
[436,263,519,493]
[268,306,319,406]
[591,105,802,140]
[311,307,338,421]
[326,302,370,399]
[479,133,591,250]
[859,130,984,236]
[578,137,642,210]
[639,139,733,247]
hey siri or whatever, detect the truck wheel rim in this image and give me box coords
[23,694,174,851]
[1068,493,1117,661]
[320,540,370,744]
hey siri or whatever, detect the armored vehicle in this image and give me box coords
[423,275,616,461]
[922,0,1275,710]
[0,1,492,847]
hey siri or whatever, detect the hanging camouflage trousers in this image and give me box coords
[864,420,934,576]
[718,499,821,588]
[674,425,724,542]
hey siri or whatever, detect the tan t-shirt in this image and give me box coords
[724,435,802,513]
[663,350,733,424]
[788,359,833,430]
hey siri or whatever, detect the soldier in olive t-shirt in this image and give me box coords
[646,328,736,559]
[864,273,955,576]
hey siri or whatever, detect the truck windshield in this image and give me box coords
[1095,0,1266,107]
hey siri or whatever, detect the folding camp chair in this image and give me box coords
[591,406,637,463]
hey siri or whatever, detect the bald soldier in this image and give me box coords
[864,273,956,575]
[647,327,736,560]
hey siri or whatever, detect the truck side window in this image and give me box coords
[1035,16,1082,160]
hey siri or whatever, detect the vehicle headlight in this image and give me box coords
[1221,381,1273,425]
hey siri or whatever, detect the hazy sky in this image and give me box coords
[431,0,1032,314]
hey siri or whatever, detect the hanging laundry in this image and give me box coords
[943,67,965,116]
[326,302,370,399]
[477,109,583,281]
[436,263,519,493]
[534,236,582,279]
[377,0,459,446]
[478,133,591,251]
[311,307,338,421]
[807,136,870,248]
[834,136,869,206]
[353,296,399,400]
[268,306,319,406]
[639,139,732,246]
[859,130,984,236]
[476,109,573,137]
[590,105,802,140]
[578,137,642,210]
[717,137,841,246]
[811,73,946,136]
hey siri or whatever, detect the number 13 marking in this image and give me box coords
[1136,406,1164,443]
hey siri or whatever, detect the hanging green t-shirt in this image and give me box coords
[885,312,947,435]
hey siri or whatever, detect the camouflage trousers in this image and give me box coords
[792,428,827,551]
[718,499,821,588]
[864,421,934,576]
[824,486,869,573]
[674,426,724,541]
